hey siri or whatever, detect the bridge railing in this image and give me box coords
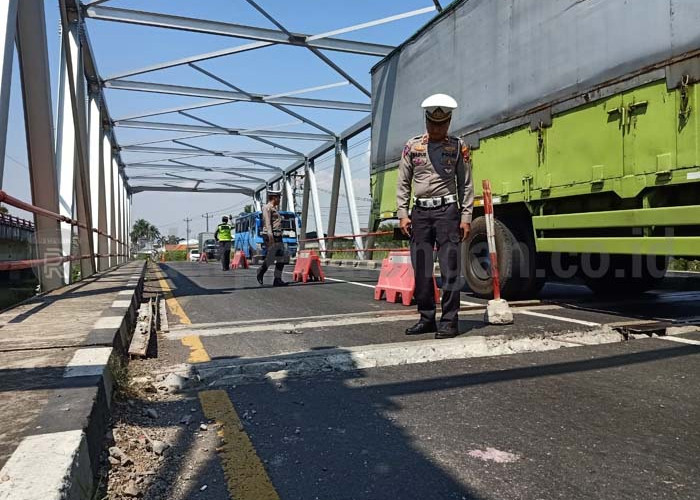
[0,190,127,272]
[0,213,35,231]
[299,230,409,260]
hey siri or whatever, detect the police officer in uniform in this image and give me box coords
[256,190,288,287]
[397,94,474,338]
[215,215,233,271]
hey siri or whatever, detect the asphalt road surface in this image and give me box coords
[121,262,700,500]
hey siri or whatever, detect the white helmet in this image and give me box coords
[421,93,458,123]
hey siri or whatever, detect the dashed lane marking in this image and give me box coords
[517,309,601,327]
[199,390,280,500]
[461,300,481,307]
[182,334,211,363]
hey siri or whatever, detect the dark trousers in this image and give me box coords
[219,241,232,270]
[259,238,285,279]
[410,203,463,326]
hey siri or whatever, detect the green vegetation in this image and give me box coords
[669,258,700,272]
[163,250,187,261]
[130,218,161,250]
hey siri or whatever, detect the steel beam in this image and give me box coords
[84,5,394,56]
[105,40,272,81]
[121,144,302,160]
[114,98,232,122]
[129,186,250,194]
[128,175,258,184]
[257,115,370,189]
[88,93,102,267]
[104,79,371,112]
[54,17,79,283]
[244,0,372,96]
[306,159,326,257]
[124,162,271,175]
[300,160,310,246]
[115,119,333,141]
[253,191,262,212]
[325,142,343,255]
[99,132,110,269]
[0,0,17,188]
[339,139,365,259]
[58,2,96,278]
[110,157,118,266]
[188,63,336,137]
[16,0,63,290]
[283,174,295,213]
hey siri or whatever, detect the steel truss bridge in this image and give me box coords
[0,0,437,291]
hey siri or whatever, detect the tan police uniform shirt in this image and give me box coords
[262,202,282,240]
[396,134,474,224]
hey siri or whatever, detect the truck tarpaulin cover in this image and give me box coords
[370,0,700,168]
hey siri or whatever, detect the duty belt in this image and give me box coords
[414,194,458,209]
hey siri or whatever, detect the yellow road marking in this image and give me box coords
[199,390,280,500]
[182,334,211,363]
[156,268,191,325]
[155,265,211,362]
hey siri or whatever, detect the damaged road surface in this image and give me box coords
[96,262,700,499]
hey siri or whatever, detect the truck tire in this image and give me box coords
[462,216,524,299]
[583,254,668,295]
[501,217,546,298]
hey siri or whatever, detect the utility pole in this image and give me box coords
[184,217,192,247]
[202,212,213,232]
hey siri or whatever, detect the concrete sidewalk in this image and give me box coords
[0,260,146,500]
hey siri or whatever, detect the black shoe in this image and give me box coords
[435,324,459,339]
[273,278,288,287]
[256,271,264,285]
[405,321,437,335]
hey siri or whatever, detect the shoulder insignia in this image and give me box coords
[461,143,470,163]
[402,143,411,157]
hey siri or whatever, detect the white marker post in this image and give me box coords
[483,179,514,325]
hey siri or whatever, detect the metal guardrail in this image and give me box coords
[0,190,126,272]
[298,230,410,258]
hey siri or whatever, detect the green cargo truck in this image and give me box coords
[370,0,700,298]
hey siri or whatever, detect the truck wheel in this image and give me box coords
[583,254,668,295]
[462,216,524,299]
[501,217,546,298]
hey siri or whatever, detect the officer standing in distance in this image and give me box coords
[215,215,233,271]
[397,93,474,338]
[256,190,288,287]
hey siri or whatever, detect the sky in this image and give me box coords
[1,0,437,239]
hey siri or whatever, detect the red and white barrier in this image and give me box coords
[292,250,325,283]
[482,179,513,324]
[231,251,248,269]
[374,250,439,306]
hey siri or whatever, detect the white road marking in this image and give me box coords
[281,271,376,289]
[171,309,416,331]
[64,347,113,378]
[658,336,700,346]
[461,300,482,307]
[167,313,423,339]
[324,277,376,289]
[517,309,601,327]
[93,316,124,329]
[111,300,132,308]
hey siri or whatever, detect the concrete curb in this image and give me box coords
[196,328,625,386]
[0,261,147,500]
